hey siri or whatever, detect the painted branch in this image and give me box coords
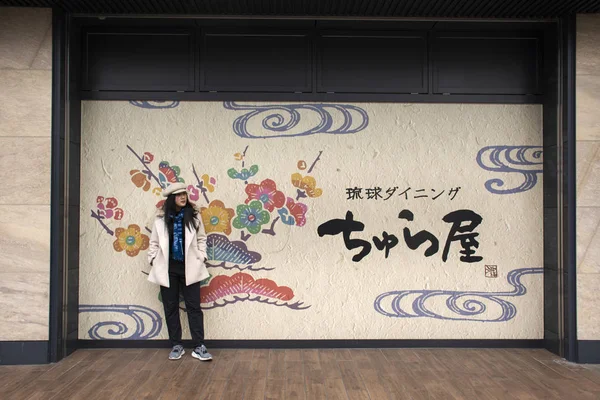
[126,145,162,186]
[192,163,210,204]
[307,150,323,173]
[240,230,252,242]
[262,216,280,236]
[91,210,114,236]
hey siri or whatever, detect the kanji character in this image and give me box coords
[431,189,445,200]
[448,187,461,200]
[414,189,428,199]
[384,187,398,201]
[442,209,483,263]
[398,210,439,257]
[398,187,411,200]
[372,231,399,258]
[317,211,372,262]
[365,187,383,200]
[346,187,363,200]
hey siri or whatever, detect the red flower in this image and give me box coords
[114,208,124,220]
[158,162,182,185]
[143,152,154,163]
[285,197,308,227]
[96,196,123,220]
[105,197,118,209]
[244,179,285,212]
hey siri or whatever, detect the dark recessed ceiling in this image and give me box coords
[1,0,600,18]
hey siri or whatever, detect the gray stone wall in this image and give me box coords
[0,8,52,341]
[577,14,600,340]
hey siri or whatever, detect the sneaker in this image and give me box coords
[192,345,213,361]
[169,345,185,360]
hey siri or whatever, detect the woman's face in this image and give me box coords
[175,192,188,209]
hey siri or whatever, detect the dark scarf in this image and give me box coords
[170,209,185,261]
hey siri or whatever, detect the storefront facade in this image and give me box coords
[0,0,598,365]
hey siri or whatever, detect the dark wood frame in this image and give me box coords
[44,14,580,364]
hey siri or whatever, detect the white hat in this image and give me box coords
[162,182,187,197]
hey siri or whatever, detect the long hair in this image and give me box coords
[163,194,199,233]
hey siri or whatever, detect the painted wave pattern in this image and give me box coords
[129,101,180,109]
[207,234,262,265]
[374,268,543,322]
[79,304,163,339]
[223,101,369,138]
[476,145,543,194]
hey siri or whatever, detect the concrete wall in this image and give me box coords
[577,14,600,341]
[0,8,52,341]
[78,101,543,341]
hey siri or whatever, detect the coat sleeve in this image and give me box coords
[196,217,208,261]
[148,220,160,265]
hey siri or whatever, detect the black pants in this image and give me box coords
[160,259,205,347]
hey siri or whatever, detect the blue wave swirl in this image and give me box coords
[129,101,180,109]
[223,101,369,138]
[79,304,162,339]
[476,146,542,194]
[374,267,542,322]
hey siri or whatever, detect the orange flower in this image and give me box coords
[291,173,323,198]
[130,170,151,191]
[113,224,149,257]
[201,200,235,235]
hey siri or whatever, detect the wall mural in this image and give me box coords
[374,267,543,322]
[317,209,484,263]
[223,101,369,139]
[79,101,544,340]
[129,100,180,109]
[89,140,320,315]
[79,304,162,340]
[476,145,543,194]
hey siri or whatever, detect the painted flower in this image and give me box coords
[96,197,124,220]
[130,169,151,191]
[232,201,270,234]
[113,224,149,257]
[187,185,200,201]
[104,197,118,209]
[201,200,235,235]
[278,208,295,225]
[277,197,308,227]
[158,161,184,187]
[245,178,285,212]
[201,174,216,192]
[228,165,258,181]
[291,173,323,198]
[143,152,154,163]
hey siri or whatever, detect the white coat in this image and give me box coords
[147,208,210,287]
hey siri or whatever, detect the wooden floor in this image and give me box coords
[1,348,600,399]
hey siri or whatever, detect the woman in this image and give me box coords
[147,182,213,361]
